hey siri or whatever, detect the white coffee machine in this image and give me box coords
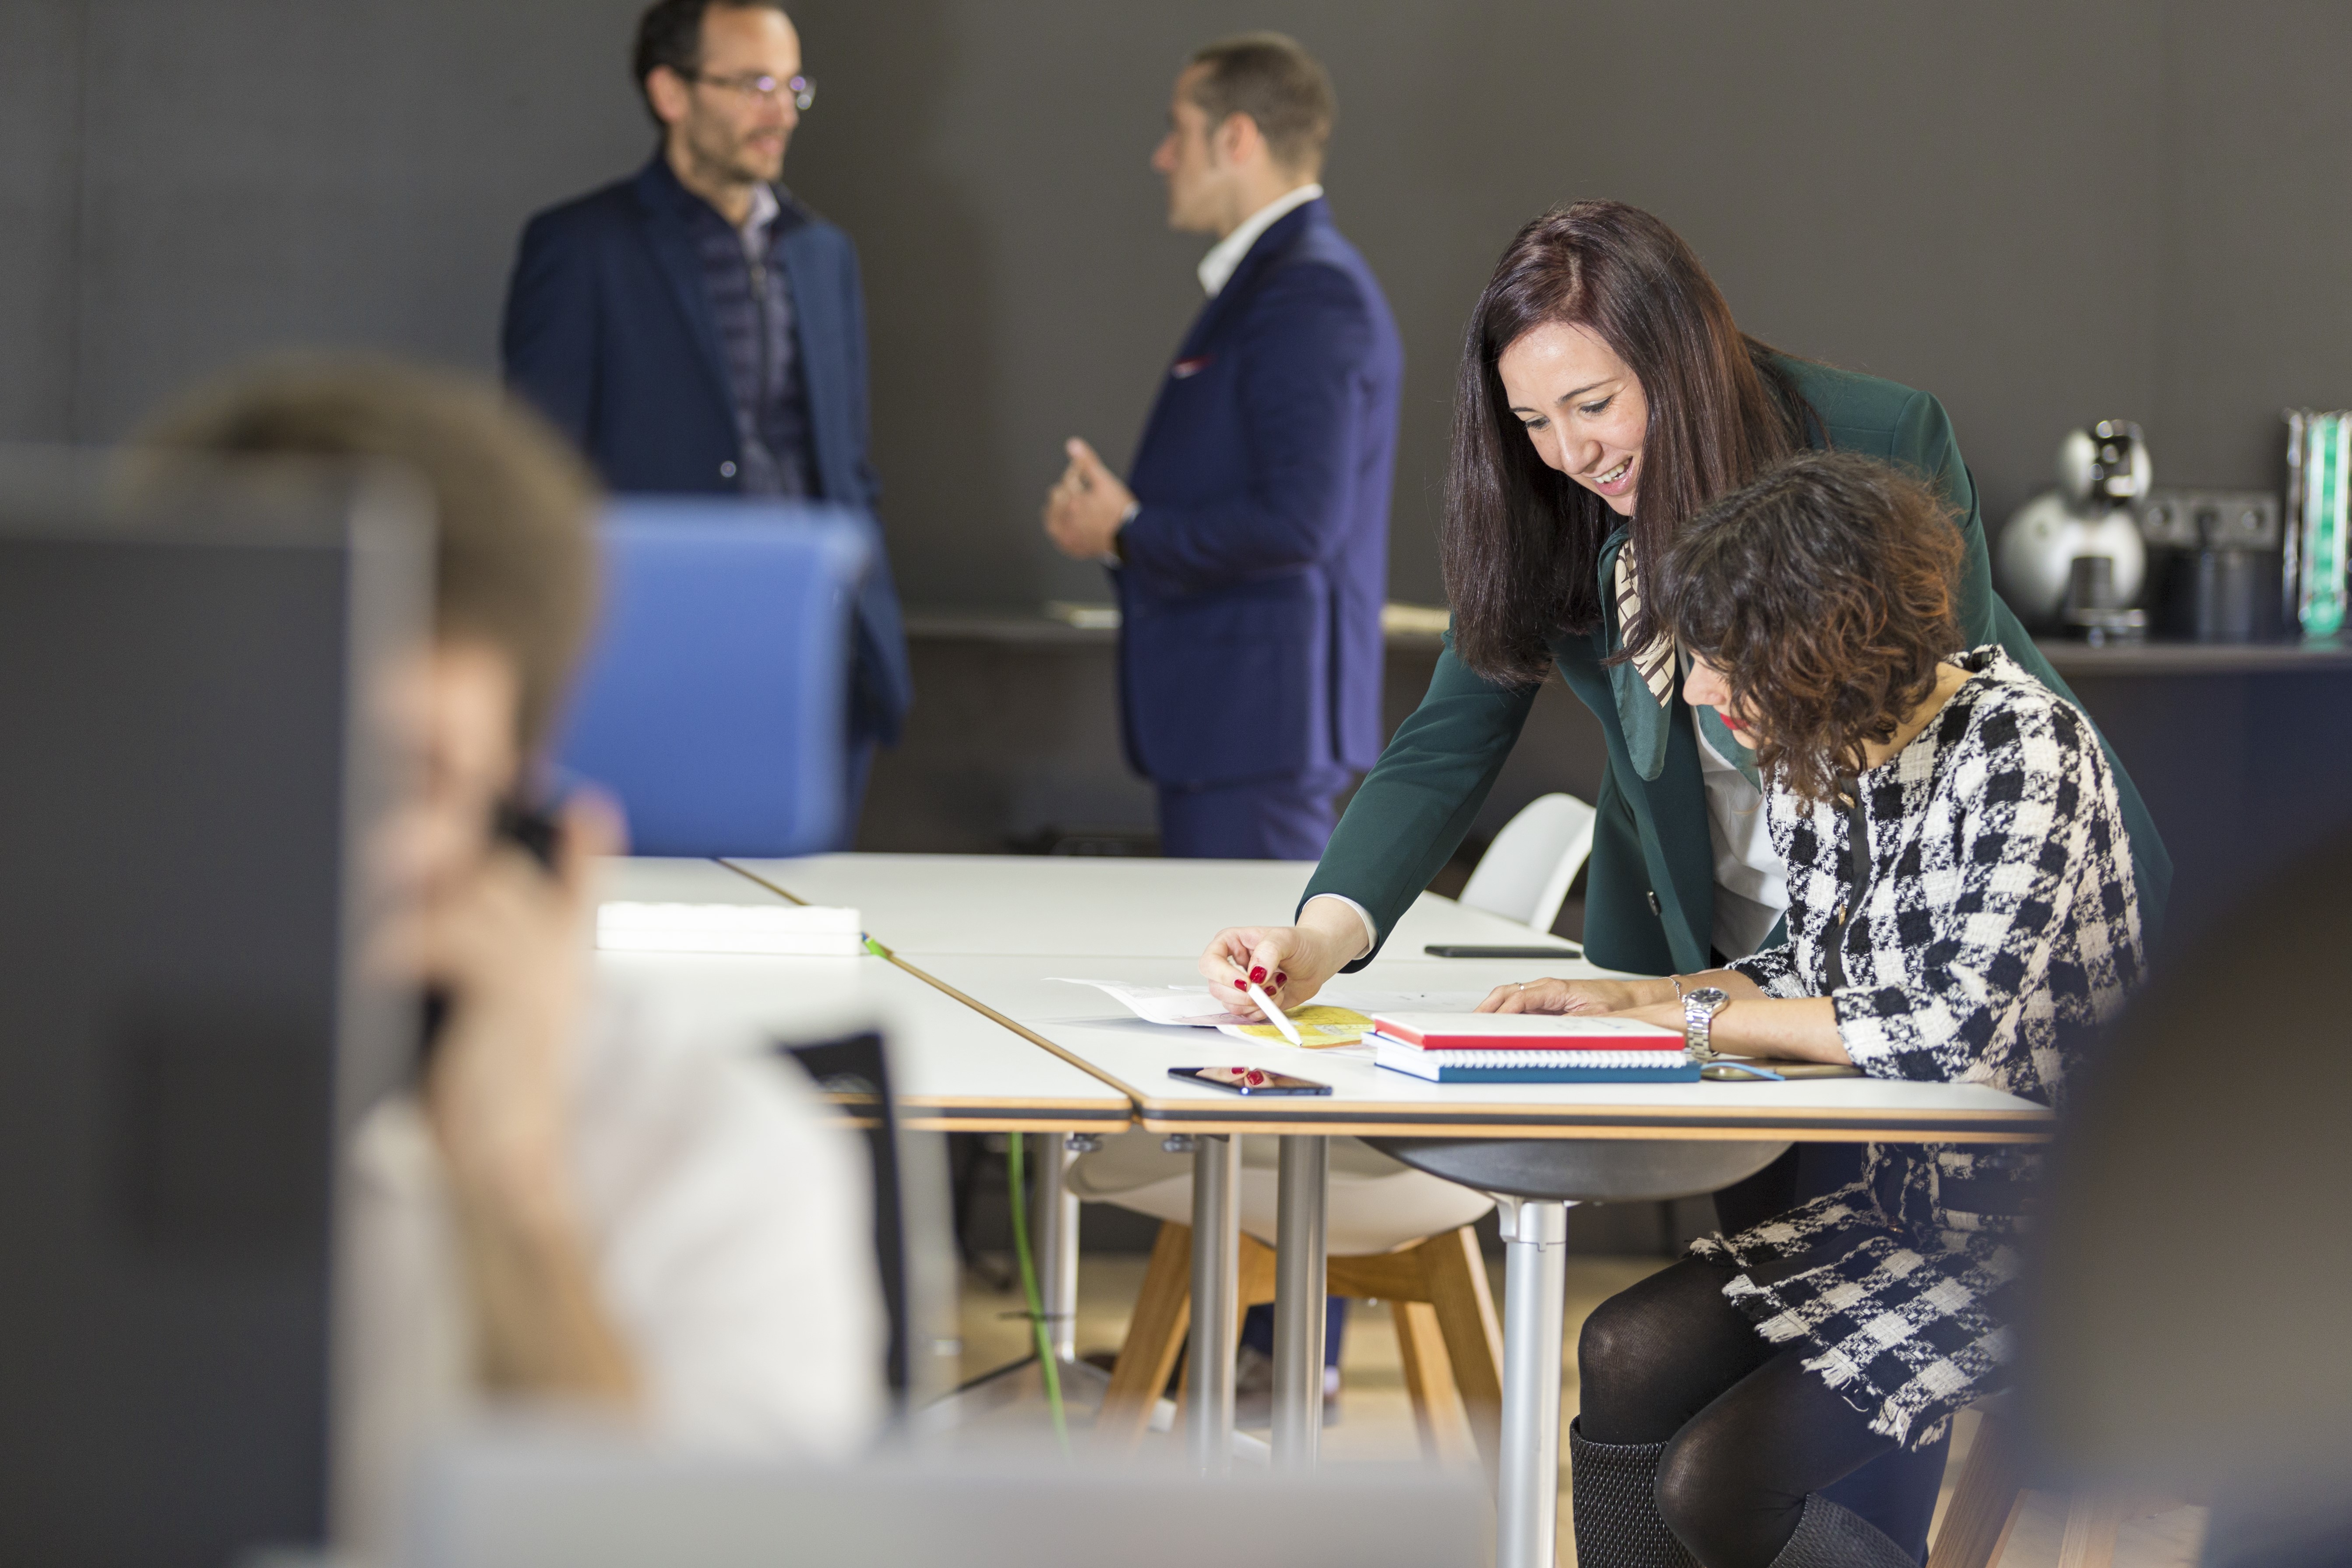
[1996,420,2151,638]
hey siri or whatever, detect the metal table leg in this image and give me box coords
[1270,1134,1329,1470]
[1495,1197,1571,1568]
[1186,1133,1240,1476]
[1034,1135,1082,1364]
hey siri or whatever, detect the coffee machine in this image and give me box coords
[1996,420,2151,641]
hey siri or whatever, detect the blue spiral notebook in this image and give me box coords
[1371,1036,1701,1084]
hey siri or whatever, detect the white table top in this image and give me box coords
[597,856,784,907]
[905,953,2052,1145]
[596,859,1130,1131]
[626,855,2052,1144]
[724,853,1580,959]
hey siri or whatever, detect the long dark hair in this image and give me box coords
[1443,201,1810,684]
[1654,451,1963,804]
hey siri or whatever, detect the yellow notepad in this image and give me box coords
[1221,1006,1375,1048]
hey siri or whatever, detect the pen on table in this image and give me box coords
[1239,970,1302,1046]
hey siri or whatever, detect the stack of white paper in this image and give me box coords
[596,902,865,955]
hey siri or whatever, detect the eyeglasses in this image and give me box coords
[686,70,815,111]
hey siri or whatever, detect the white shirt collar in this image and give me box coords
[739,182,781,258]
[1196,183,1323,297]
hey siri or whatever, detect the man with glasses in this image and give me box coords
[502,0,909,837]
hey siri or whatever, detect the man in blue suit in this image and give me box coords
[502,0,910,839]
[1046,33,1402,863]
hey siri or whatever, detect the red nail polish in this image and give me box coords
[1275,972,1288,985]
[1250,967,1266,983]
[1234,978,1246,989]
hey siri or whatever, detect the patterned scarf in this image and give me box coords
[1612,548,1677,707]
[1611,543,1763,788]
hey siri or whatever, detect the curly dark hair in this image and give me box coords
[1442,201,1813,686]
[1654,450,1964,803]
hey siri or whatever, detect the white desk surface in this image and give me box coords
[596,859,1130,1132]
[636,855,2050,1144]
[597,856,784,907]
[905,953,2052,1145]
[724,852,1581,960]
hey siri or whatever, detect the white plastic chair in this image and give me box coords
[1456,792,1596,934]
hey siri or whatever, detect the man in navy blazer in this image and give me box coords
[1046,34,1401,862]
[502,0,910,837]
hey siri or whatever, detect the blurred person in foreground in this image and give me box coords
[2028,831,2352,1568]
[502,0,909,841]
[1044,32,1403,861]
[1525,453,2145,1567]
[139,359,885,1555]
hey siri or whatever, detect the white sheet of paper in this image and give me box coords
[1049,978,1237,1027]
[1051,980,1495,1035]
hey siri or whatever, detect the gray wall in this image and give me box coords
[7,0,2352,611]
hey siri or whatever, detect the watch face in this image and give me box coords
[1686,987,1730,1010]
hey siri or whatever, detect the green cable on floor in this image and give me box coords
[1005,1131,1070,1451]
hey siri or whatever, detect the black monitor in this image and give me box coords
[0,452,427,1566]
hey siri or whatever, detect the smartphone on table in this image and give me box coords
[1169,1066,1331,1096]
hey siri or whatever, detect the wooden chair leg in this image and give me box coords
[1098,1223,1281,1447]
[1420,1226,1506,1475]
[1393,1298,1480,1468]
[1098,1221,1193,1445]
[2056,1494,2124,1568]
[1237,1231,1278,1309]
[1926,1414,2029,1568]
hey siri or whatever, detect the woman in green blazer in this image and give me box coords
[1199,200,2169,1002]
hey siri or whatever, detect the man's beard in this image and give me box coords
[691,124,783,186]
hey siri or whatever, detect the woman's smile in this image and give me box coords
[1586,451,1638,500]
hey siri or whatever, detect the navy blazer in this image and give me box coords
[1115,198,1403,789]
[501,155,912,744]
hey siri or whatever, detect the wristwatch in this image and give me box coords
[1681,986,1731,1059]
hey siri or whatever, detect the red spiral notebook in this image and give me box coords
[1368,1013,1686,1052]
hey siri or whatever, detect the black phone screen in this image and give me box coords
[419,794,567,1069]
[1168,1066,1332,1096]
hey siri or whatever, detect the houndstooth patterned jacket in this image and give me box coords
[1693,645,2144,1449]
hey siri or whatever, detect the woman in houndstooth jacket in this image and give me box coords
[1486,451,2146,1568]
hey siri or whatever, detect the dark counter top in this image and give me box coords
[2033,636,2352,675]
[901,608,1116,648]
[903,609,2352,674]
[901,604,1451,651]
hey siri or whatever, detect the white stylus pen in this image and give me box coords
[1243,977,1303,1046]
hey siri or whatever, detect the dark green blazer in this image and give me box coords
[1302,356,2173,976]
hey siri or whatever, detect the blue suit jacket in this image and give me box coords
[1115,198,1403,789]
[501,155,912,744]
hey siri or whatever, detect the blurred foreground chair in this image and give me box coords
[405,1437,1491,1568]
[555,499,872,857]
[780,1031,946,1417]
[1456,793,1595,934]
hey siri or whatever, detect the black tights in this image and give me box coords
[1579,1257,1899,1568]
